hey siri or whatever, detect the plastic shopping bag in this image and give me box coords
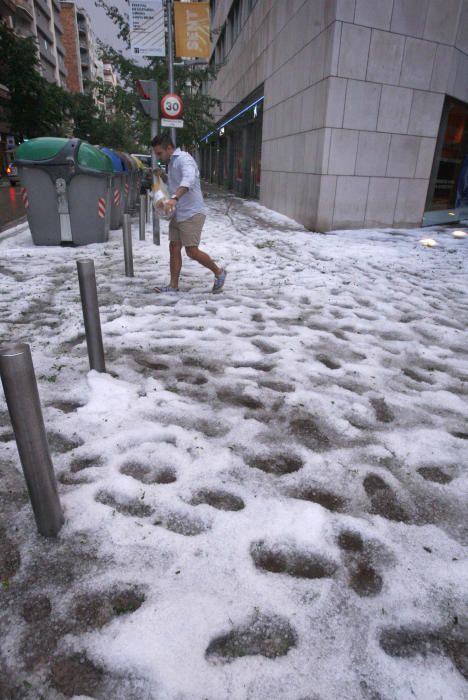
[152,175,173,220]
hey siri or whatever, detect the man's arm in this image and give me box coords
[171,185,188,202]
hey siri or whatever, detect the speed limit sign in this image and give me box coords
[160,93,184,119]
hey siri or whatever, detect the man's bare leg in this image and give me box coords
[169,241,183,288]
[185,246,222,277]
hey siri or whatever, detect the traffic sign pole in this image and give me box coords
[136,79,160,246]
[165,0,176,146]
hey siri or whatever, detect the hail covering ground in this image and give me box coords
[0,190,467,700]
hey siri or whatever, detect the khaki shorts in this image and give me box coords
[169,213,206,247]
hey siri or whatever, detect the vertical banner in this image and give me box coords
[174,2,210,58]
[129,0,166,57]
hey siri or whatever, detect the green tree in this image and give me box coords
[95,0,219,148]
[0,23,71,139]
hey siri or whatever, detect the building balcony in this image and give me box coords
[34,0,51,20]
[36,16,54,43]
[58,60,68,78]
[53,14,64,34]
[38,43,56,69]
[15,0,34,21]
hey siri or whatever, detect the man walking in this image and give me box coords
[151,133,227,294]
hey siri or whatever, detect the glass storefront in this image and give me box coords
[199,88,263,199]
[423,96,468,225]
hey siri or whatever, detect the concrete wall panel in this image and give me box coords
[415,137,437,179]
[377,85,413,134]
[455,1,468,53]
[355,132,391,176]
[400,38,437,90]
[424,0,461,44]
[301,81,328,132]
[337,23,371,79]
[387,134,421,177]
[448,49,468,102]
[391,0,428,37]
[430,44,455,93]
[303,130,321,173]
[354,0,393,30]
[325,77,347,127]
[325,21,342,76]
[343,80,381,130]
[316,175,337,230]
[365,178,399,226]
[328,129,359,174]
[394,179,428,224]
[366,30,405,84]
[408,91,444,137]
[329,0,356,24]
[333,176,370,227]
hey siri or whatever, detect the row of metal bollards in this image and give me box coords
[0,197,154,537]
[122,193,158,278]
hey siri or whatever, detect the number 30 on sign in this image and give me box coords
[160,93,184,119]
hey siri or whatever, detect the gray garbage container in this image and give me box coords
[119,153,135,214]
[101,147,127,230]
[15,137,113,246]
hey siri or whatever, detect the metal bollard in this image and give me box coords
[0,343,64,537]
[123,213,134,277]
[76,259,106,373]
[146,190,152,224]
[153,208,160,246]
[139,194,146,241]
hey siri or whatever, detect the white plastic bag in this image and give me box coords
[152,175,173,219]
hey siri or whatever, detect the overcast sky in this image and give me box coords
[77,0,129,55]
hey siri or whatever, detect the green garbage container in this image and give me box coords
[15,137,113,246]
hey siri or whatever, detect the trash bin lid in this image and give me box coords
[115,151,129,172]
[15,137,70,161]
[15,137,113,174]
[121,153,136,172]
[78,143,113,173]
[100,147,126,173]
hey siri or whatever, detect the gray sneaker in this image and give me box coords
[212,269,227,294]
[155,285,179,293]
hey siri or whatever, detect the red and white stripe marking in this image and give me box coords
[98,197,106,219]
[21,187,29,209]
[113,188,121,206]
[124,183,129,197]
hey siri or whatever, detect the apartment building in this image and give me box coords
[60,3,103,95]
[1,0,66,169]
[201,0,468,230]
[3,0,67,84]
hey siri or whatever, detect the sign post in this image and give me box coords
[136,79,160,245]
[165,0,176,145]
[160,93,184,129]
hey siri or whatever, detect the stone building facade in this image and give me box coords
[202,0,468,230]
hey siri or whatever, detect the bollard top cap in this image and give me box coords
[0,342,31,358]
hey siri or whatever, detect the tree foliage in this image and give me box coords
[1,3,219,151]
[95,0,220,147]
[0,23,70,138]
